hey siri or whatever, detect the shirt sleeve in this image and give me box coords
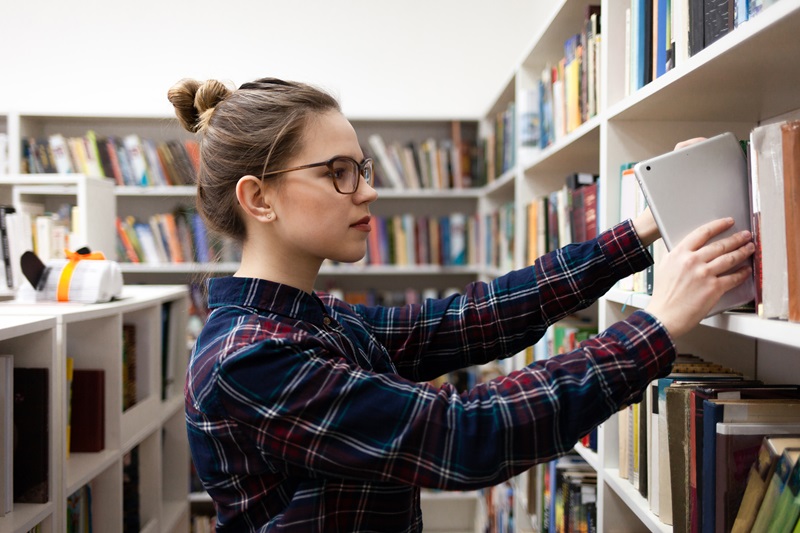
[213,308,675,492]
[353,219,654,382]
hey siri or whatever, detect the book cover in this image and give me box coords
[770,449,800,533]
[703,0,734,47]
[750,121,789,319]
[122,134,150,186]
[70,369,105,453]
[122,324,137,411]
[367,134,404,189]
[65,357,73,459]
[781,120,800,322]
[13,367,48,503]
[732,436,800,533]
[752,448,800,532]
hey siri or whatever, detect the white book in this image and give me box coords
[134,222,163,264]
[449,213,467,265]
[0,354,12,516]
[48,134,74,174]
[750,121,789,319]
[123,134,150,186]
[367,134,405,189]
[0,133,7,175]
[35,215,55,263]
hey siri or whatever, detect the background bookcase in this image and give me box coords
[0,285,190,533]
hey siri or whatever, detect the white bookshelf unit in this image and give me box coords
[480,0,800,531]
[0,285,191,533]
[0,316,58,533]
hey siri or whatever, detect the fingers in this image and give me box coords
[674,137,707,151]
[714,264,754,294]
[706,238,755,276]
[677,217,736,252]
[696,228,753,263]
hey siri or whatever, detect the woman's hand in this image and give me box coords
[645,217,754,339]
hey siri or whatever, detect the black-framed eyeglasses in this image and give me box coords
[261,156,374,195]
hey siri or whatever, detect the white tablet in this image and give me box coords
[633,132,755,316]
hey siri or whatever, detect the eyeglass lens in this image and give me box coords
[330,157,373,193]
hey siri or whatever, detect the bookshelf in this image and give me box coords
[481,0,800,531]
[0,285,190,533]
[0,315,57,533]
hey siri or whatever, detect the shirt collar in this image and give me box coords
[206,276,328,325]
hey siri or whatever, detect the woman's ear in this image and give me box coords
[236,175,276,223]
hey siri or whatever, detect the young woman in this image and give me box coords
[169,77,754,532]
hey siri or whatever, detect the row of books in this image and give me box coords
[625,0,778,98]
[364,213,477,268]
[366,127,479,190]
[115,211,241,266]
[482,101,516,183]
[21,131,199,187]
[0,202,84,294]
[484,202,515,272]
[618,353,800,532]
[526,173,600,267]
[542,453,597,533]
[534,5,602,150]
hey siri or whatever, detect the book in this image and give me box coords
[716,422,800,531]
[704,0,734,48]
[690,385,800,532]
[664,374,744,532]
[0,355,11,516]
[769,445,800,533]
[66,484,92,533]
[752,448,800,533]
[123,447,140,533]
[749,121,789,319]
[13,367,48,503]
[122,324,137,411]
[367,134,405,189]
[732,436,800,533]
[70,369,105,453]
[66,357,74,458]
[782,120,800,322]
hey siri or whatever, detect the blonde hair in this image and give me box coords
[167,77,341,241]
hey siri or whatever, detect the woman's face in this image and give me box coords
[269,110,378,268]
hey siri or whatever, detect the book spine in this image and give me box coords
[781,121,800,322]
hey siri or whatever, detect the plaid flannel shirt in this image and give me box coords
[186,219,676,532]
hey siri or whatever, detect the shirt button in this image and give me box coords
[323,317,331,326]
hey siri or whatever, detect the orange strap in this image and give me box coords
[57,249,106,302]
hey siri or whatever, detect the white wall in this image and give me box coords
[0,0,554,120]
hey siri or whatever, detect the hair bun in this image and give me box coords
[168,78,232,133]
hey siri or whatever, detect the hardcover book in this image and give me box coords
[70,369,105,453]
[13,367,48,503]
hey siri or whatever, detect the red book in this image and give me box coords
[70,369,105,453]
